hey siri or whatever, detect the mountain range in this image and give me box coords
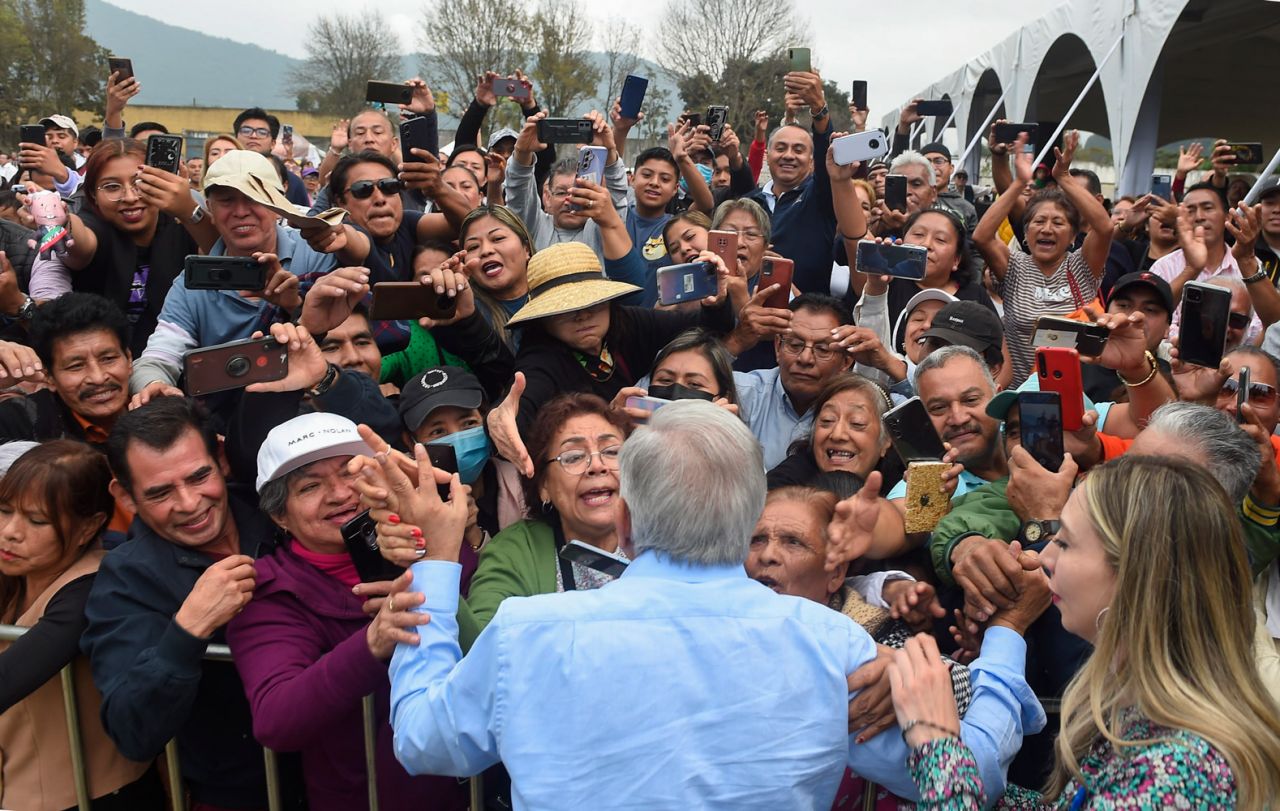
[83,0,677,123]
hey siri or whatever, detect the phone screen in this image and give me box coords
[883,397,946,464]
[856,241,927,280]
[1018,392,1064,472]
[884,175,908,212]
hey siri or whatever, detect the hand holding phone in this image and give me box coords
[1178,281,1231,369]
[107,56,134,81]
[883,174,908,213]
[145,133,184,175]
[883,397,946,465]
[618,75,648,120]
[1017,391,1064,473]
[183,337,288,397]
[366,80,412,105]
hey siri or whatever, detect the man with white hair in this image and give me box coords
[375,399,1043,808]
[875,150,939,239]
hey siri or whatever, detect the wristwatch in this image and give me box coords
[305,363,340,398]
[16,295,35,321]
[812,105,830,120]
[1018,519,1060,544]
[189,203,207,224]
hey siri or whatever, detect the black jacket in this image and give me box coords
[81,491,278,808]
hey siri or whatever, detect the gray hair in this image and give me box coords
[912,344,996,393]
[711,198,771,244]
[0,440,38,477]
[258,474,291,519]
[619,400,765,566]
[1207,277,1255,320]
[890,150,937,187]
[1146,402,1261,504]
[766,123,813,150]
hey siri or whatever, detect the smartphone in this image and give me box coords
[537,118,593,145]
[993,122,1037,146]
[1178,281,1231,369]
[915,100,953,117]
[1017,391,1064,473]
[183,337,288,397]
[850,80,868,111]
[625,394,670,423]
[574,145,607,186]
[366,80,412,105]
[831,131,889,166]
[884,174,908,212]
[145,133,184,174]
[855,241,928,281]
[493,78,529,100]
[1226,142,1264,165]
[559,539,628,578]
[425,443,457,502]
[1150,174,1173,202]
[282,124,294,141]
[107,56,134,81]
[368,281,458,321]
[341,510,404,583]
[399,116,433,163]
[1036,347,1084,431]
[682,113,703,128]
[788,47,811,73]
[657,261,718,306]
[619,75,648,119]
[1237,366,1251,424]
[706,105,729,141]
[19,124,45,146]
[904,461,950,533]
[883,396,946,465]
[184,255,267,291]
[759,257,793,310]
[1031,315,1109,357]
[708,230,738,271]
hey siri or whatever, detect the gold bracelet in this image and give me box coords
[1117,351,1158,387]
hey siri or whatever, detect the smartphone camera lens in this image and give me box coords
[1187,288,1202,303]
[210,268,229,283]
[225,355,251,378]
[869,138,880,150]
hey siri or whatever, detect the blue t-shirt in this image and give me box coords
[627,208,672,307]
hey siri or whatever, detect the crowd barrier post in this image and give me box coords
[165,739,186,811]
[1031,30,1125,170]
[57,663,92,810]
[362,693,380,811]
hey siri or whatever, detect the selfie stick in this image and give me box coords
[955,87,1010,169]
[1031,31,1124,170]
[1244,148,1280,205]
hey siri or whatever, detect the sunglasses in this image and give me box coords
[1220,377,1277,405]
[1228,312,1251,330]
[346,178,404,199]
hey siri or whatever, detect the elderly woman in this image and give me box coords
[767,373,894,489]
[890,456,1280,808]
[227,413,467,811]
[0,441,160,810]
[973,131,1112,384]
[747,484,970,810]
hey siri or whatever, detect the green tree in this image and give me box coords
[0,0,107,138]
[637,85,672,143]
[529,0,601,117]
[416,0,529,124]
[289,11,405,117]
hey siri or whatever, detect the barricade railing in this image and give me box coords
[0,625,484,811]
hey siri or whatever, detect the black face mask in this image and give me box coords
[647,382,715,402]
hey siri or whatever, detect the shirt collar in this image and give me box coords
[69,407,110,443]
[621,550,747,583]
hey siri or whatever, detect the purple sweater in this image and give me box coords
[227,544,467,811]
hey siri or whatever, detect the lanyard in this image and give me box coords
[552,521,576,591]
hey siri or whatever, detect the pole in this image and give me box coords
[932,104,960,144]
[1244,148,1280,205]
[1032,31,1125,169]
[956,86,1010,168]
[59,665,91,811]
[363,694,380,811]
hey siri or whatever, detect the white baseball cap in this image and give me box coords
[39,114,79,137]
[891,288,958,353]
[255,412,373,492]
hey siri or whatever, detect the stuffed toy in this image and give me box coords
[25,190,73,260]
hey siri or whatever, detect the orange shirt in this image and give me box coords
[69,411,135,534]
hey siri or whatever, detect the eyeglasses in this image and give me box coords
[346,178,404,199]
[548,188,573,199]
[1228,312,1251,330]
[238,126,271,138]
[927,156,951,167]
[718,226,765,242]
[548,445,622,475]
[778,337,839,362]
[1220,377,1277,406]
[96,180,142,202]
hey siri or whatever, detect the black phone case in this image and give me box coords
[915,100,952,116]
[19,125,45,145]
[341,511,405,583]
[1179,283,1231,369]
[884,175,908,212]
[851,81,868,110]
[399,117,433,163]
[366,81,412,105]
[145,134,184,174]
[184,256,267,290]
[883,399,946,464]
[706,106,728,141]
[537,119,593,144]
[994,123,1037,145]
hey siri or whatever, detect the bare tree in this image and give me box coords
[656,0,809,82]
[289,11,405,116]
[529,0,601,116]
[416,0,530,116]
[597,20,642,110]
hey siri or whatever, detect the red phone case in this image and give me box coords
[760,258,793,311]
[1036,347,1084,431]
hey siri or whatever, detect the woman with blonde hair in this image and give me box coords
[889,454,1280,808]
[202,133,244,169]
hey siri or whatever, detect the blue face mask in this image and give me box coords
[679,162,715,194]
[427,426,492,485]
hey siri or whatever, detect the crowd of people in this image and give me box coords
[0,53,1279,811]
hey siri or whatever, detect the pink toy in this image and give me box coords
[25,190,74,260]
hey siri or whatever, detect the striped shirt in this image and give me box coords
[997,249,1098,385]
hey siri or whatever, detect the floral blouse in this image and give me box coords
[906,709,1236,809]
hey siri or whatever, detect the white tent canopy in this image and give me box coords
[883,0,1280,195]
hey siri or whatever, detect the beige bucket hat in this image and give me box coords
[506,242,640,327]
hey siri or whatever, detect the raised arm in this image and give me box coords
[1051,131,1112,277]
[972,134,1032,281]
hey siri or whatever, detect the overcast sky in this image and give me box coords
[103,0,1063,114]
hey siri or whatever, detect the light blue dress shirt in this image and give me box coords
[733,367,813,470]
[389,552,1044,810]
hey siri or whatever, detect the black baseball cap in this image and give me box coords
[921,301,1003,354]
[920,143,951,162]
[398,366,484,433]
[1108,271,1173,315]
[1254,177,1280,201]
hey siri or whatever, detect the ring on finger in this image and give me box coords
[388,595,396,613]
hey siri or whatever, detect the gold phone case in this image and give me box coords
[904,461,950,533]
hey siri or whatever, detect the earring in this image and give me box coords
[541,500,551,512]
[1095,606,1110,632]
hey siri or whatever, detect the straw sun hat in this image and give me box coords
[506,242,641,327]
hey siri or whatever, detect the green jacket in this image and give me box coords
[459,519,559,650]
[929,478,1280,586]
